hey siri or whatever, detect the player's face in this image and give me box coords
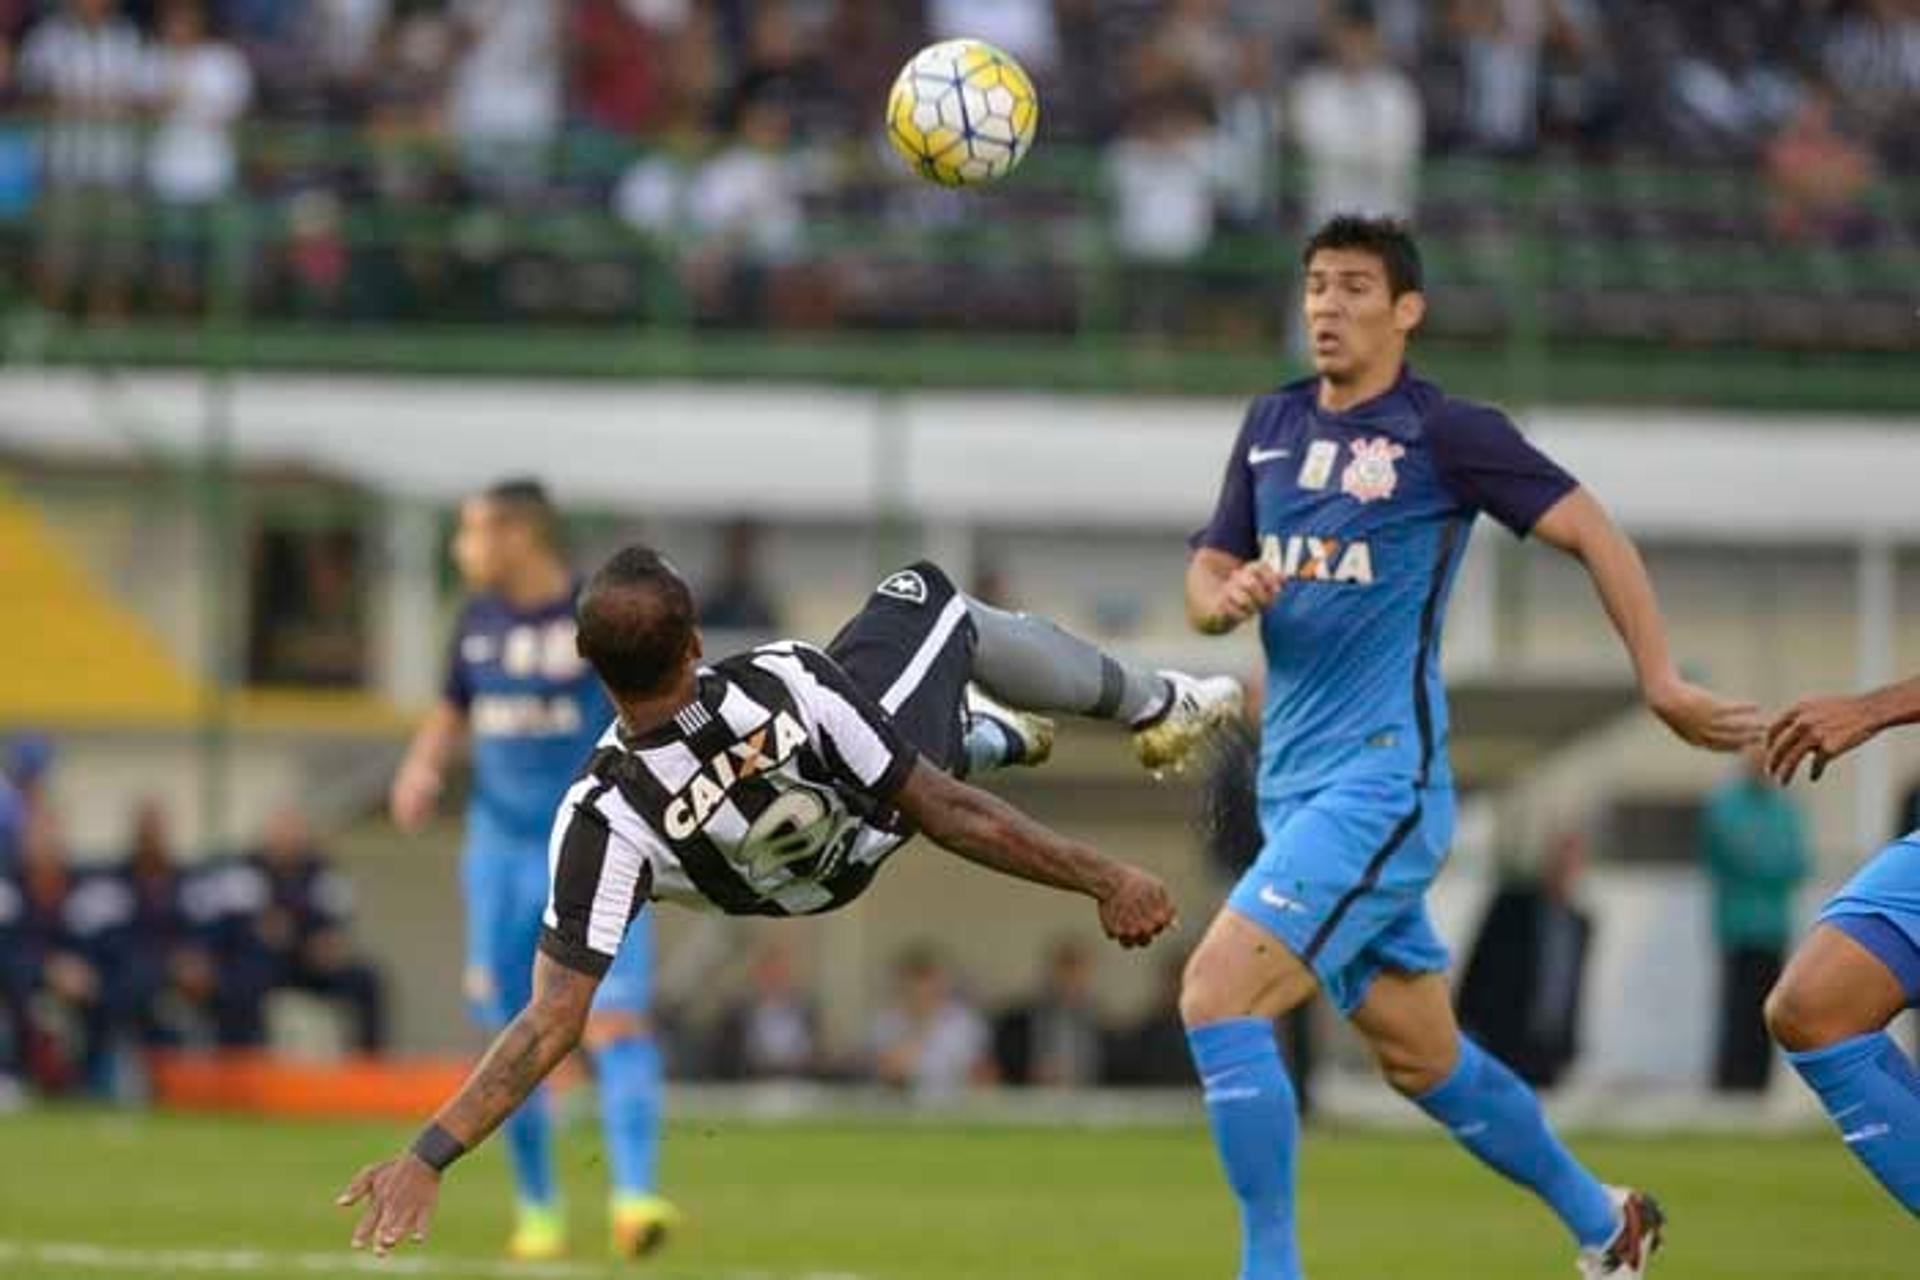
[1302,249,1425,383]
[452,498,510,592]
[901,964,946,1015]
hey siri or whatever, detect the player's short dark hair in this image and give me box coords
[577,545,697,699]
[1302,214,1423,297]
[482,477,561,550]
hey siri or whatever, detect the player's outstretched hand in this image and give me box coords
[1646,677,1763,752]
[389,761,442,833]
[337,1154,440,1258]
[1097,866,1177,949]
[1765,694,1879,785]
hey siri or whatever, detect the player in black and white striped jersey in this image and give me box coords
[541,636,939,946]
[541,545,1239,958]
[339,544,1244,1254]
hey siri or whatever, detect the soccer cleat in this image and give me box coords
[611,1193,683,1260]
[1130,671,1244,773]
[506,1203,567,1261]
[1576,1186,1665,1279]
[965,685,1054,768]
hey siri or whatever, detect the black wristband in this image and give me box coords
[408,1122,467,1173]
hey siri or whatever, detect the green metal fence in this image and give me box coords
[1,128,1915,410]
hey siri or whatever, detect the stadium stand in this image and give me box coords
[0,1,1910,409]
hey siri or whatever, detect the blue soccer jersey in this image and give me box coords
[1193,367,1577,801]
[445,588,612,850]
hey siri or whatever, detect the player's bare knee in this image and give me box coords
[1178,951,1241,1028]
[1180,942,1268,1026]
[1376,1044,1452,1097]
[1763,979,1833,1052]
[1180,937,1313,1028]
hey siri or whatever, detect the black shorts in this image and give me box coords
[826,561,976,774]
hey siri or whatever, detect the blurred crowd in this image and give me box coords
[0,739,386,1104]
[676,934,1198,1095]
[0,0,1909,327]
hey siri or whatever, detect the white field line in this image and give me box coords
[0,1241,868,1280]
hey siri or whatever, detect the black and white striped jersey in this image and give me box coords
[539,641,921,977]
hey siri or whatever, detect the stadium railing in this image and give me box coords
[0,126,1915,412]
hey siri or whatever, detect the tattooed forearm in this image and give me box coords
[431,959,594,1147]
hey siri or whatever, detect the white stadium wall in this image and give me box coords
[10,371,1920,535]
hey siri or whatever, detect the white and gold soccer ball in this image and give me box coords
[885,39,1039,187]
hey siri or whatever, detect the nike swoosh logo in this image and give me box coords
[1843,1123,1890,1144]
[1247,446,1291,465]
[1258,885,1306,914]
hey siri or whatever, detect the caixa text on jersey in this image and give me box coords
[1260,534,1376,585]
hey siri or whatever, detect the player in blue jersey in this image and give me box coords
[1179,216,1762,1280]
[1763,680,1920,1215]
[389,479,677,1260]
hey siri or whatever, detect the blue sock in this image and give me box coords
[595,1035,664,1197]
[1187,1018,1303,1280]
[1787,1032,1920,1213]
[1416,1036,1617,1248]
[502,1087,558,1210]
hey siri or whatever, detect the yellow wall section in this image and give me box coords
[0,484,205,725]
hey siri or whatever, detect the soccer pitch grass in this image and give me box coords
[0,1109,1909,1279]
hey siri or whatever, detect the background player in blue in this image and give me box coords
[1179,217,1762,1280]
[1763,679,1920,1215]
[389,479,677,1260]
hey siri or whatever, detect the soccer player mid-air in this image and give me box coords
[1762,681,1920,1216]
[388,481,677,1260]
[1178,216,1762,1280]
[342,547,1242,1253]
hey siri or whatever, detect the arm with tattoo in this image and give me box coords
[335,954,598,1256]
[428,954,596,1153]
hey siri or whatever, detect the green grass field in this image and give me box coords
[0,1108,1909,1279]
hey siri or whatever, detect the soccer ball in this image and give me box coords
[885,39,1039,187]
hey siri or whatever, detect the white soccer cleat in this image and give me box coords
[1576,1187,1665,1279]
[1130,671,1245,773]
[966,685,1054,768]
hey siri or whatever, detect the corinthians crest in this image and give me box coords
[1341,437,1405,503]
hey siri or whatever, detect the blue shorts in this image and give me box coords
[1227,777,1455,1015]
[463,839,653,1028]
[1817,836,1920,1005]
